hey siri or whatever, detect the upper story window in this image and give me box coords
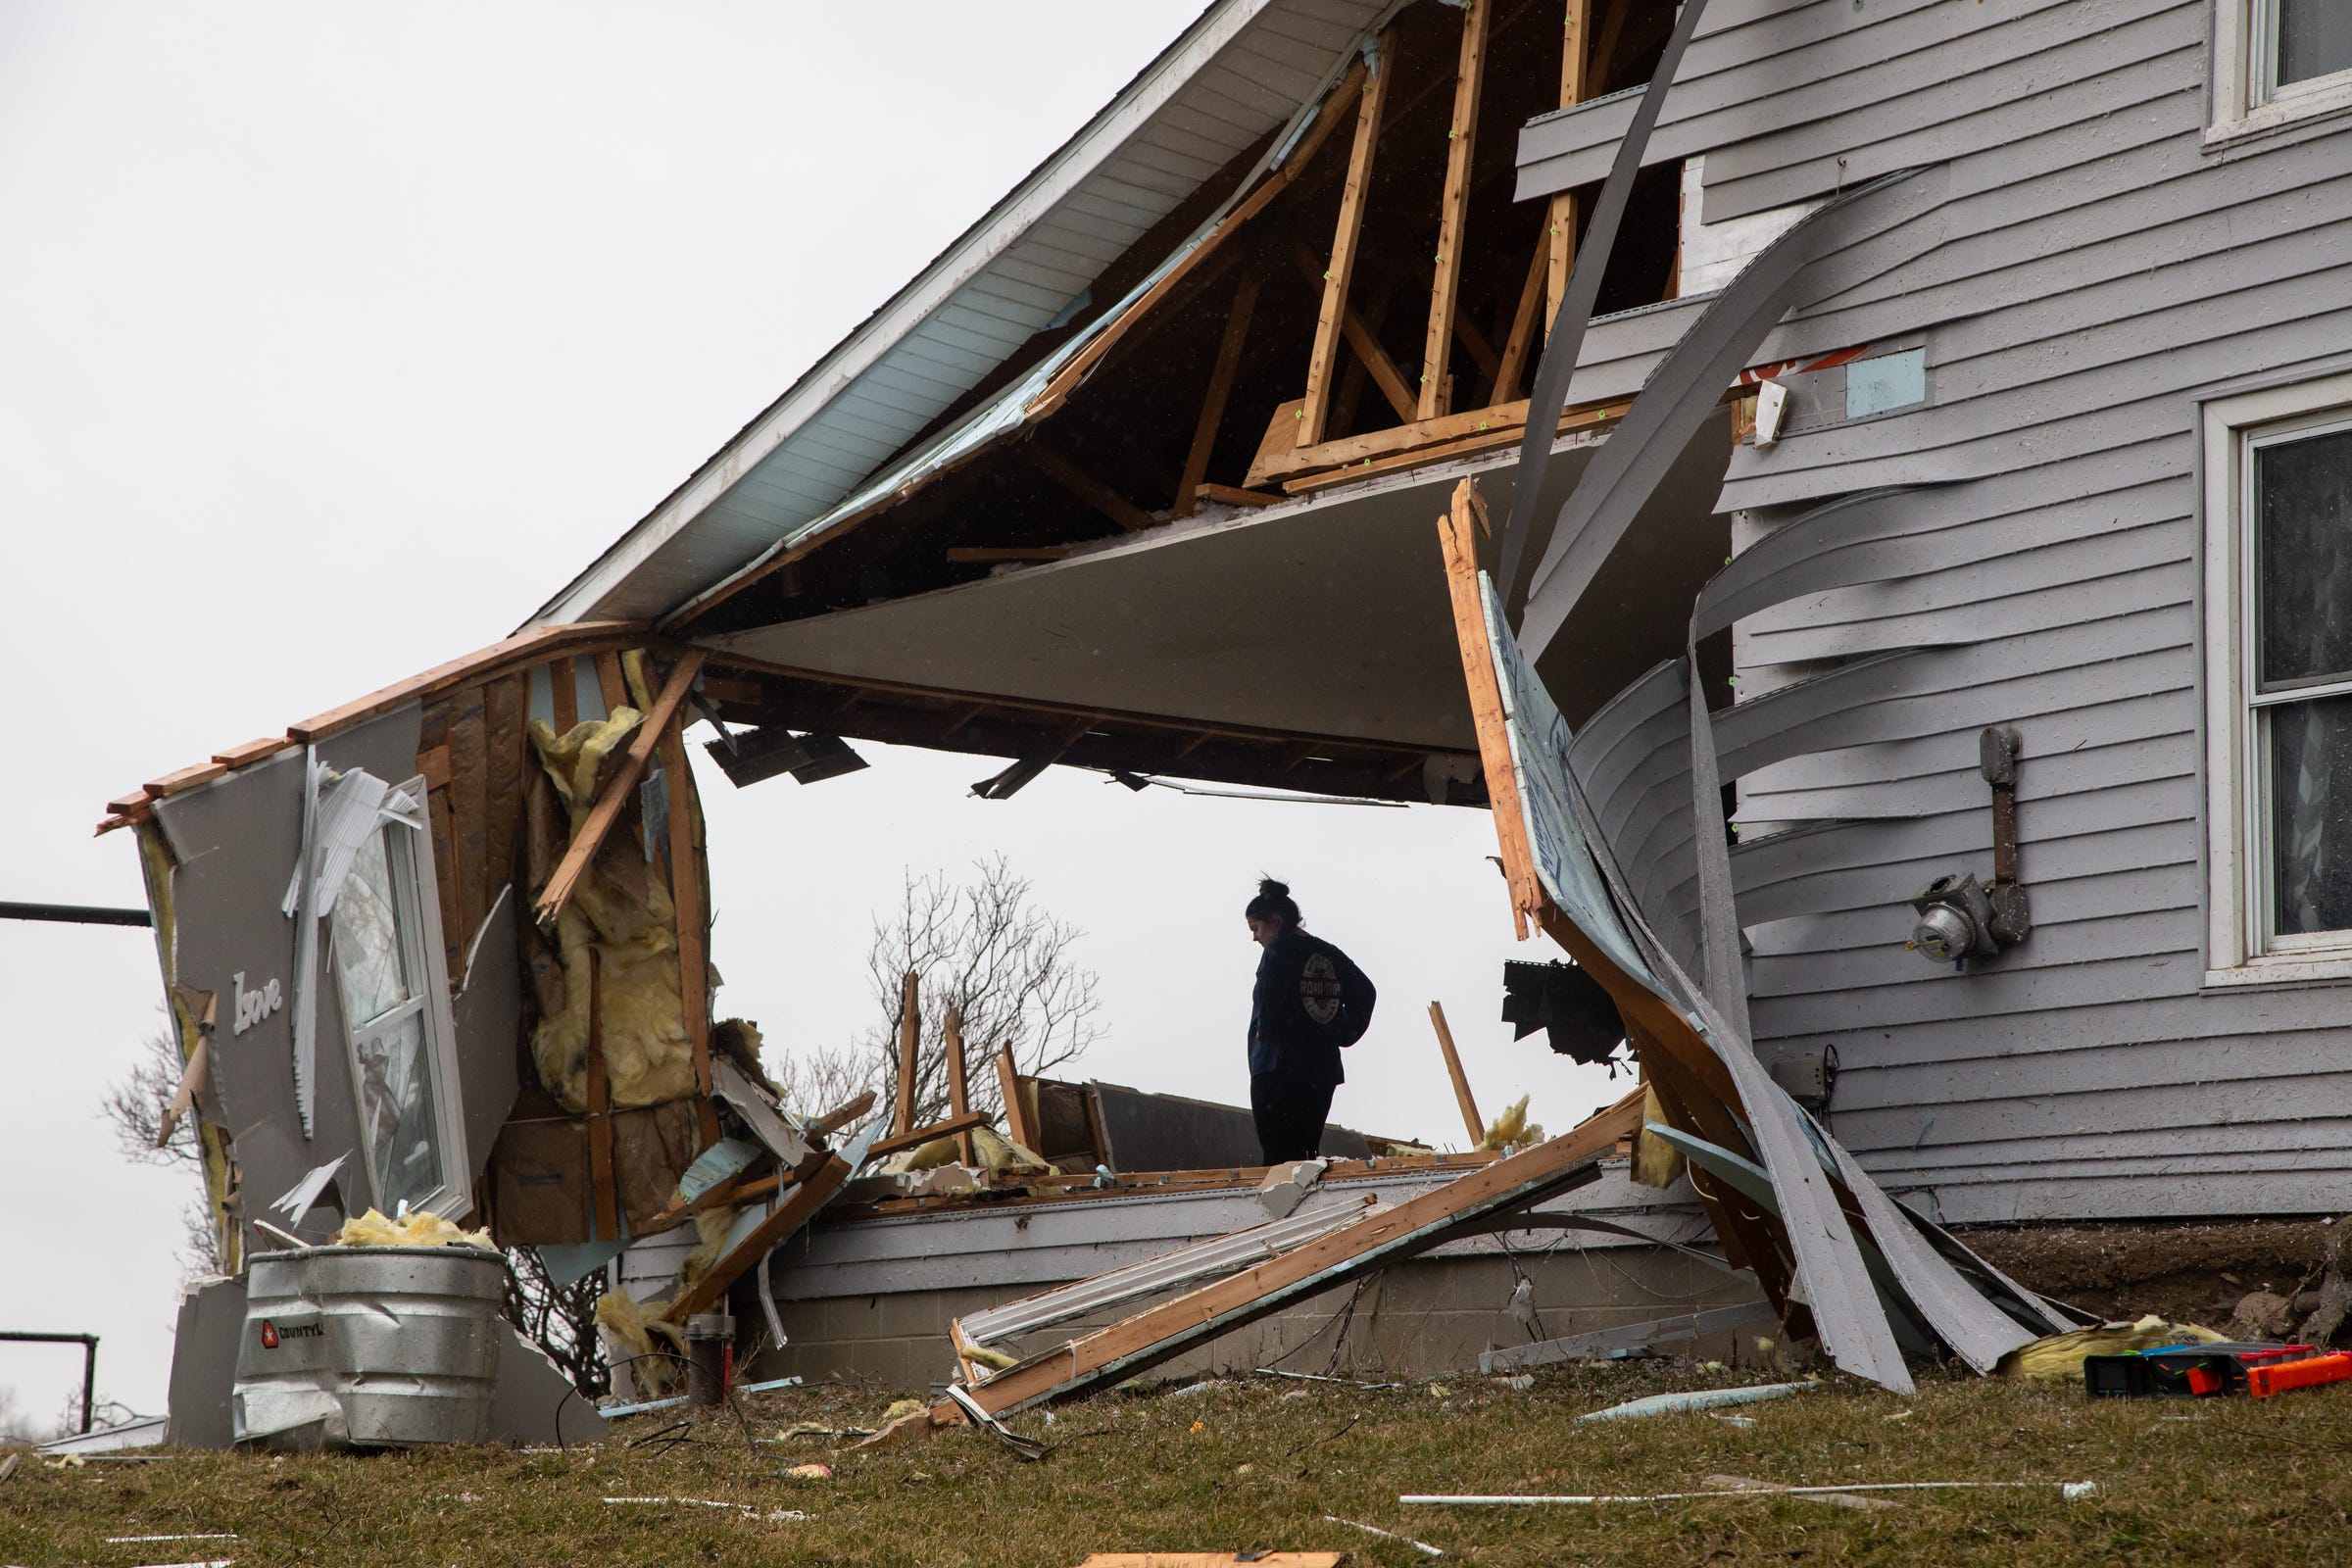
[2203,373,2352,982]
[2213,0,2352,141]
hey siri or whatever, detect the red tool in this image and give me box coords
[2248,1351,2352,1398]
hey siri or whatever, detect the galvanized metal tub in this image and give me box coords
[232,1246,508,1450]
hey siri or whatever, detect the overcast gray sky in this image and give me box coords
[0,1,1618,1431]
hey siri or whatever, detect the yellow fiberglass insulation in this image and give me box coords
[524,710,699,1114]
[1994,1314,2227,1381]
[1476,1095,1544,1154]
[334,1208,495,1249]
[1632,1085,1688,1189]
[596,1288,686,1392]
[879,1124,1047,1176]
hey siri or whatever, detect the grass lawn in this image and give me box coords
[8,1360,2352,1566]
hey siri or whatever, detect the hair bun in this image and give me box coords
[1257,876,1291,899]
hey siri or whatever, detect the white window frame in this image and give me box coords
[2203,372,2352,985]
[2210,0,2352,145]
[328,775,471,1216]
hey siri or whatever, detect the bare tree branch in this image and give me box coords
[773,857,1103,1132]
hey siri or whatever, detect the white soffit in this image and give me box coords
[529,0,1393,631]
[704,446,1604,752]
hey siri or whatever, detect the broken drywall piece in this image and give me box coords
[1256,1157,1327,1217]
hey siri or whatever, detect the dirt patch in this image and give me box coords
[1958,1218,2347,1331]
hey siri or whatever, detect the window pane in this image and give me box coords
[2270,692,2352,936]
[353,1009,446,1212]
[2256,426,2352,689]
[2279,0,2352,87]
[329,828,413,1029]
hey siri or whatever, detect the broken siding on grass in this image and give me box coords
[1516,0,2352,1222]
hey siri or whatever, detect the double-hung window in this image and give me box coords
[2212,0,2352,140]
[326,778,468,1215]
[2205,375,2352,980]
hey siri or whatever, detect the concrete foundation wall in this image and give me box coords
[745,1244,1767,1394]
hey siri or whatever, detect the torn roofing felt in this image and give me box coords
[531,0,1400,631]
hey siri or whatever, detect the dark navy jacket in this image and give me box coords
[1248,929,1376,1086]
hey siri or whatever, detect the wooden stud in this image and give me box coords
[995,1044,1037,1152]
[1026,444,1156,533]
[586,949,620,1242]
[1173,270,1262,517]
[1427,1000,1487,1148]
[1419,0,1491,420]
[1288,238,1417,423]
[1546,0,1592,330]
[446,684,491,951]
[658,718,721,1156]
[530,650,708,933]
[1300,31,1393,447]
[550,656,579,736]
[1494,230,1551,404]
[593,652,630,717]
[894,970,920,1137]
[1441,478,1536,940]
[1589,0,1631,94]
[944,1005,976,1167]
[662,1152,853,1323]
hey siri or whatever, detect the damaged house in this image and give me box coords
[102,0,2352,1437]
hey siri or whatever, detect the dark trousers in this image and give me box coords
[1251,1072,1336,1165]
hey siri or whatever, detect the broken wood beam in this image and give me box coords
[662,1152,853,1323]
[1427,1000,1486,1148]
[867,1108,992,1160]
[946,1087,1643,1418]
[1026,444,1157,533]
[1300,31,1392,447]
[1174,271,1262,517]
[810,1088,878,1138]
[1251,389,1626,488]
[1193,482,1281,509]
[1419,0,1492,420]
[531,649,706,933]
[893,971,920,1137]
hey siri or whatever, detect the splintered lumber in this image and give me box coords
[1419,0,1491,420]
[996,1046,1038,1152]
[944,1087,1643,1418]
[867,1109,991,1160]
[893,971,920,1136]
[530,650,707,933]
[1251,390,1627,489]
[663,1153,853,1323]
[1193,482,1281,509]
[955,1195,1382,1355]
[944,1005,976,1167]
[1174,271,1262,517]
[1300,30,1391,447]
[1426,1001,1485,1147]
[1027,443,1156,533]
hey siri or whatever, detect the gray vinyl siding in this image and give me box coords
[1520,0,2352,1221]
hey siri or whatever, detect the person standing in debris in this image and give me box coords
[1245,877,1376,1164]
